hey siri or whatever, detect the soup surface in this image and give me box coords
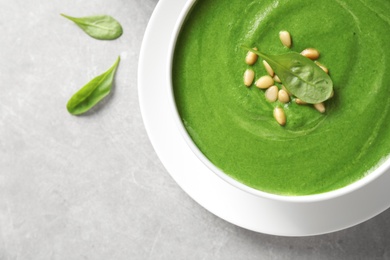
[173,0,390,195]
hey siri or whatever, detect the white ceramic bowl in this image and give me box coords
[139,0,390,235]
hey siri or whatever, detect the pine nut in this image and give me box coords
[273,107,286,126]
[315,61,329,74]
[314,102,326,113]
[255,75,274,89]
[279,31,292,48]
[278,89,290,103]
[301,48,320,60]
[263,60,274,77]
[273,75,281,83]
[265,86,278,102]
[244,69,255,87]
[245,47,258,65]
[282,85,292,96]
[295,98,307,105]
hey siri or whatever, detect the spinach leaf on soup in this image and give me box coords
[67,57,120,115]
[61,14,123,40]
[242,47,333,104]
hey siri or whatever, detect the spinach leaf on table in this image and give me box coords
[61,14,123,40]
[67,57,120,115]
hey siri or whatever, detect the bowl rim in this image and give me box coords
[166,0,390,203]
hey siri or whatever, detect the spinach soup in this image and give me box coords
[172,0,390,196]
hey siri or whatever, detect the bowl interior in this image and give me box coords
[166,0,390,203]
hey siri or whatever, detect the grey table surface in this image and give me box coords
[1,0,390,259]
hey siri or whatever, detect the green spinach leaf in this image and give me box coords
[242,46,333,104]
[67,57,120,115]
[61,14,123,40]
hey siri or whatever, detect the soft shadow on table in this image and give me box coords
[232,208,390,259]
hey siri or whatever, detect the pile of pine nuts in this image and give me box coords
[243,30,333,126]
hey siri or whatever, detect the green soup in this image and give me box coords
[173,0,390,196]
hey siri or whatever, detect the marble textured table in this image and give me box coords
[1,0,390,259]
